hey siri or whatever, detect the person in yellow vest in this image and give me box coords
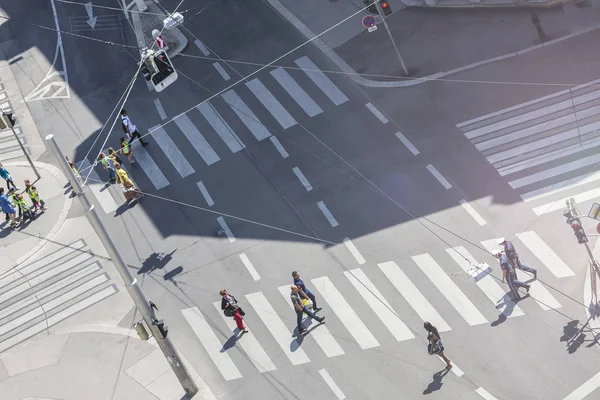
[8,188,21,219]
[24,179,46,212]
[65,156,81,179]
[14,193,35,222]
[120,137,135,164]
[98,152,116,183]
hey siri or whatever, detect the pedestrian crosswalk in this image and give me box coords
[0,240,118,353]
[181,231,572,381]
[456,79,600,215]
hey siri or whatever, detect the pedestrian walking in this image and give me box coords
[14,193,35,222]
[291,285,324,334]
[98,152,116,183]
[220,289,248,333]
[120,137,135,164]
[0,162,19,190]
[0,187,18,228]
[121,109,149,146]
[108,147,123,165]
[24,179,46,212]
[293,271,322,312]
[8,189,21,219]
[424,322,452,370]
[493,249,530,301]
[65,156,81,179]
[497,238,537,280]
[114,162,142,202]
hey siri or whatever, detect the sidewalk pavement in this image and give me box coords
[0,161,214,400]
[268,0,600,84]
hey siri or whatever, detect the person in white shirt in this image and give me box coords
[121,109,149,146]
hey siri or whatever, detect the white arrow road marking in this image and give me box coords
[85,2,97,28]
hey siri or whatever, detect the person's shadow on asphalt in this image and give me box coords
[423,368,450,395]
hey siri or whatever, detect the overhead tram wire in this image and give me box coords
[54,0,165,15]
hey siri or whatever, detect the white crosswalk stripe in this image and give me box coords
[246,78,297,129]
[150,125,194,178]
[173,114,220,166]
[295,56,349,106]
[222,90,271,141]
[271,67,323,117]
[457,80,600,215]
[515,231,574,278]
[197,102,245,153]
[130,141,170,190]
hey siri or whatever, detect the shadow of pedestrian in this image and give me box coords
[561,320,585,353]
[138,250,176,275]
[490,293,516,326]
[220,333,239,352]
[423,369,450,394]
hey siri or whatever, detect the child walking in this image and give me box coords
[98,152,116,183]
[120,137,134,164]
[25,179,46,211]
[14,193,35,222]
[65,156,81,179]
[0,162,19,190]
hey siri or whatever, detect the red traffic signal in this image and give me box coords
[380,0,392,16]
[570,218,588,244]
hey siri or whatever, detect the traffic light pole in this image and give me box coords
[375,1,408,76]
[44,134,198,397]
[1,113,40,180]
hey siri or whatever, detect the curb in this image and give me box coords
[265,0,600,88]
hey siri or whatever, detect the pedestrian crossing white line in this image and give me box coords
[239,253,261,281]
[311,276,380,350]
[211,302,276,373]
[426,165,452,190]
[344,269,414,342]
[447,247,524,318]
[564,370,600,400]
[516,231,574,278]
[197,103,245,153]
[181,307,243,381]
[319,369,347,400]
[270,67,323,117]
[0,286,116,354]
[245,291,311,365]
[194,39,210,56]
[130,142,170,190]
[412,254,488,326]
[246,78,297,129]
[269,136,289,158]
[458,199,487,226]
[153,98,167,120]
[173,114,220,166]
[150,125,194,178]
[520,169,600,203]
[84,166,119,214]
[277,285,344,358]
[532,187,600,216]
[217,216,235,243]
[317,201,339,227]
[213,62,231,81]
[292,167,313,191]
[395,132,420,155]
[378,261,451,332]
[197,181,215,206]
[222,90,271,141]
[476,387,498,400]
[343,237,366,265]
[294,56,349,106]
[365,103,389,124]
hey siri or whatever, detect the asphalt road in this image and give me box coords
[3,0,600,399]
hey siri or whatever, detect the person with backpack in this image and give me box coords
[220,289,248,333]
[121,109,149,146]
[425,321,452,370]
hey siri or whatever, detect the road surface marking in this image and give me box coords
[365,102,388,124]
[277,285,344,358]
[173,114,220,165]
[444,360,464,377]
[239,253,260,281]
[459,199,487,226]
[564,371,600,400]
[197,181,215,206]
[343,237,365,265]
[246,78,297,129]
[222,90,271,141]
[213,62,231,80]
[150,125,194,178]
[271,67,323,117]
[317,201,339,227]
[217,216,235,243]
[476,387,498,400]
[426,165,452,190]
[516,231,574,278]
[319,369,346,400]
[344,268,414,341]
[194,39,210,56]
[211,302,276,373]
[295,56,348,105]
[480,239,561,310]
[292,167,312,191]
[311,276,380,349]
[447,247,524,318]
[197,103,245,153]
[532,187,600,216]
[181,307,242,381]
[245,291,311,365]
[521,169,600,203]
[269,136,289,158]
[130,141,170,190]
[153,98,167,120]
[413,254,487,326]
[378,261,451,332]
[84,166,119,213]
[395,132,419,155]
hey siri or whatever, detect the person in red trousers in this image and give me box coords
[220,289,248,333]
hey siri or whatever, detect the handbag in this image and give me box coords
[223,308,235,317]
[428,340,444,355]
[302,298,313,309]
[237,307,245,316]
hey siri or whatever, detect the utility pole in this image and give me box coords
[44,134,198,397]
[375,0,408,76]
[0,110,40,180]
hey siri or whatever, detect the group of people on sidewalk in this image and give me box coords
[0,162,46,229]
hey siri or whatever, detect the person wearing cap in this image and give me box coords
[497,237,537,280]
[493,249,530,300]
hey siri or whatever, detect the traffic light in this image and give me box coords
[0,111,15,130]
[380,0,392,16]
[570,218,588,244]
[140,49,178,92]
[363,0,378,14]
